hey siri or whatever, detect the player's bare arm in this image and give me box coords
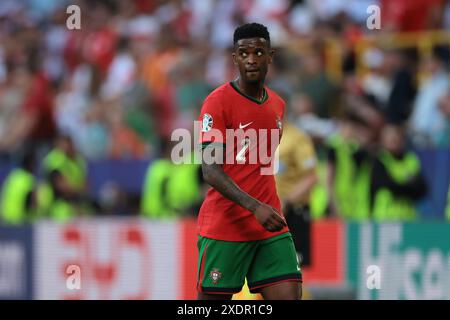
[201,148,286,232]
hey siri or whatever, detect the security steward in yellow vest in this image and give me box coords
[325,113,373,221]
[0,152,37,224]
[141,141,181,219]
[276,122,318,267]
[371,125,427,221]
[167,150,204,217]
[141,159,176,219]
[40,135,87,222]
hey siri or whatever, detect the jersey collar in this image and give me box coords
[230,80,268,105]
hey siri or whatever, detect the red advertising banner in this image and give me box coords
[34,219,182,299]
[33,218,343,299]
[179,218,198,300]
[302,219,345,285]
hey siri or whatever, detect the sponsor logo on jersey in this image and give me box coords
[239,122,253,129]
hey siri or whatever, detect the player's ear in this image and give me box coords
[268,49,275,64]
[232,52,238,66]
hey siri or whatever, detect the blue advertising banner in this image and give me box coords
[0,225,33,300]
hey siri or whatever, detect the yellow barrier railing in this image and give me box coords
[354,30,450,79]
[289,29,450,82]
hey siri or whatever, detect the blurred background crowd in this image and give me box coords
[0,0,449,224]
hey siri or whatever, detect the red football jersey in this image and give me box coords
[197,81,289,241]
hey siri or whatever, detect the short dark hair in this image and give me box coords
[233,23,270,46]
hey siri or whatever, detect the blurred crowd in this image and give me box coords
[0,0,449,223]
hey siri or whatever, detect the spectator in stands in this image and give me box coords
[107,106,149,159]
[409,47,450,147]
[100,36,137,101]
[343,69,385,143]
[298,51,340,119]
[382,49,417,125]
[371,124,427,221]
[437,90,450,147]
[0,65,30,159]
[77,96,111,160]
[381,0,445,32]
[0,50,56,158]
[291,92,338,142]
[142,28,180,141]
[81,0,118,77]
[173,51,212,130]
[360,48,392,114]
[121,81,158,155]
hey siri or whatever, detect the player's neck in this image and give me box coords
[236,78,265,101]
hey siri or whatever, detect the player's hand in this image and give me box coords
[253,203,287,232]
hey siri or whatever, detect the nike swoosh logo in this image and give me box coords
[239,122,253,129]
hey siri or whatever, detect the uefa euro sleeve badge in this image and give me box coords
[202,113,213,132]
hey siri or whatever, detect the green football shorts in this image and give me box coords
[197,232,302,294]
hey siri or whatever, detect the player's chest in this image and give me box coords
[226,104,282,132]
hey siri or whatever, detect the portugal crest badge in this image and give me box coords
[209,268,222,285]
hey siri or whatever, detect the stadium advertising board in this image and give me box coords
[347,223,450,300]
[0,226,33,299]
[32,218,343,300]
[33,219,197,299]
[302,219,345,285]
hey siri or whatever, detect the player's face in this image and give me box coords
[232,38,274,84]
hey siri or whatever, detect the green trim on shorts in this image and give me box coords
[197,232,302,294]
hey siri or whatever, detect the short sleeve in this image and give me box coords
[198,95,227,149]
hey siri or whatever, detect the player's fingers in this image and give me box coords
[263,221,272,230]
[271,213,287,227]
[273,224,283,231]
[269,214,283,225]
[263,221,279,232]
[278,213,287,226]
[265,220,283,232]
[267,225,281,232]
